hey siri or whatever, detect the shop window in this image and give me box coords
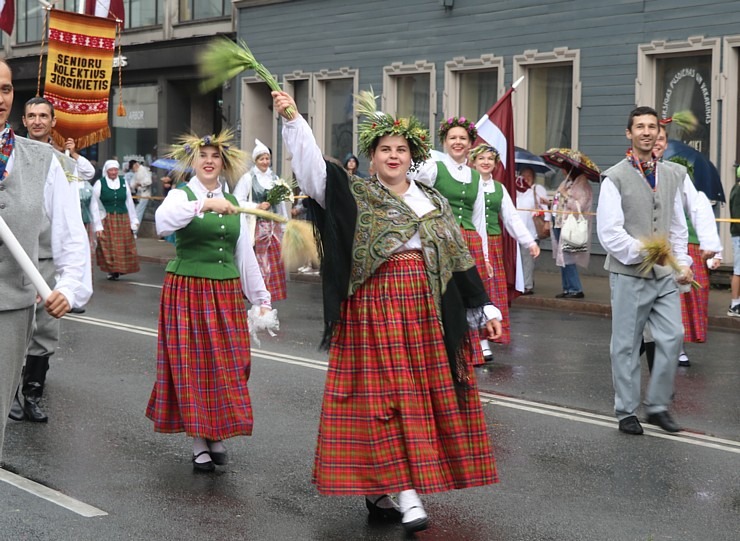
[444,55,504,122]
[383,61,436,131]
[638,38,720,162]
[125,0,164,29]
[111,85,159,164]
[179,0,228,22]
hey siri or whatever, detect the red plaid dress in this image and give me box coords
[312,255,498,495]
[145,274,254,439]
[486,235,510,344]
[681,243,709,343]
[95,213,140,274]
[255,218,287,301]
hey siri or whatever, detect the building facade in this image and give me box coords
[3,0,236,176]
[235,0,740,262]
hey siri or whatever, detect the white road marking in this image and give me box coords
[0,469,107,517]
[126,281,163,289]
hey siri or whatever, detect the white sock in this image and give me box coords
[480,340,491,353]
[193,437,210,462]
[731,298,740,308]
[399,489,426,523]
[208,440,226,453]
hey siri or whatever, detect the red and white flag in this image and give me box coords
[85,0,125,26]
[0,0,14,36]
[474,85,520,300]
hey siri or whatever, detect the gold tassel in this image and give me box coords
[117,101,126,117]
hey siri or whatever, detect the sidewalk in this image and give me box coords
[135,237,740,332]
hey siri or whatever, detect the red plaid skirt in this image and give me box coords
[461,228,494,363]
[486,235,510,344]
[312,255,498,495]
[95,213,140,274]
[146,274,254,439]
[681,244,709,343]
[255,219,287,301]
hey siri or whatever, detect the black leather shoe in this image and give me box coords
[565,291,585,299]
[8,391,25,421]
[555,292,569,298]
[618,415,643,435]
[646,411,680,433]
[23,397,48,423]
[365,495,401,521]
[69,307,86,314]
[209,450,228,466]
[192,450,215,472]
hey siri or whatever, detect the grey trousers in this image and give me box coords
[27,258,59,357]
[609,273,683,420]
[0,306,35,462]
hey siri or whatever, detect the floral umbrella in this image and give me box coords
[541,148,601,182]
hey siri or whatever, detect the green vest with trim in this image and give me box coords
[434,161,480,230]
[483,180,504,236]
[99,176,128,214]
[165,187,241,279]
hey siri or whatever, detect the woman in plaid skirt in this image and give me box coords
[92,160,140,280]
[145,131,272,472]
[409,118,494,363]
[233,140,289,301]
[274,90,501,535]
[470,144,539,346]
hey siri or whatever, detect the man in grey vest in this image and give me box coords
[596,106,694,435]
[7,96,95,423]
[0,60,91,464]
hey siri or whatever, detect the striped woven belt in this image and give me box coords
[387,250,423,262]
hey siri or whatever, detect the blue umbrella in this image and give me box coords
[515,147,553,174]
[663,140,725,202]
[150,158,192,173]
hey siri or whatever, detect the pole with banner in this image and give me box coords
[474,76,524,303]
[42,9,118,150]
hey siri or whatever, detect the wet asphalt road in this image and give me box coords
[1,262,738,541]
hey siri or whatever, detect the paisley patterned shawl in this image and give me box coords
[349,175,475,319]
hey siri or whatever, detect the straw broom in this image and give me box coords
[638,235,699,288]
[281,220,320,270]
[198,37,296,119]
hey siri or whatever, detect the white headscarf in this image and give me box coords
[103,159,120,177]
[252,139,270,161]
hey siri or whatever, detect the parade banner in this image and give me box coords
[43,9,117,149]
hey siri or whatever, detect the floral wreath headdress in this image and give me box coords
[356,89,431,172]
[168,129,247,183]
[438,116,478,144]
[469,143,500,163]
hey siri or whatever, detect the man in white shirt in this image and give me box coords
[0,60,91,462]
[596,106,693,436]
[6,97,95,423]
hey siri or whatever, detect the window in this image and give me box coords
[383,61,436,131]
[16,0,45,43]
[444,55,504,122]
[179,0,229,22]
[126,0,164,29]
[638,37,720,162]
[315,69,358,164]
[513,48,580,155]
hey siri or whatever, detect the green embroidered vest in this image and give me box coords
[165,186,241,279]
[99,176,128,214]
[433,162,480,230]
[483,180,504,236]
